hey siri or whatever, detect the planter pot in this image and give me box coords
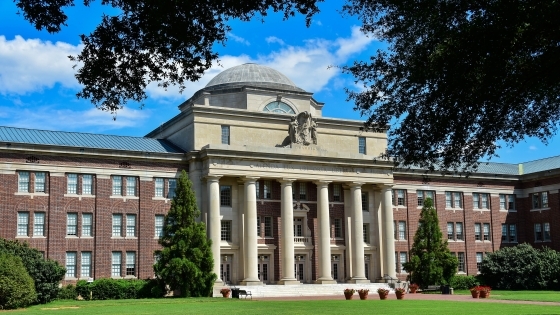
[378,293,388,300]
[358,292,368,300]
[344,292,354,300]
[471,291,480,298]
[222,292,231,298]
[396,292,405,300]
[480,291,490,298]
[409,287,418,294]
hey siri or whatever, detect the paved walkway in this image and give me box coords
[256,293,560,306]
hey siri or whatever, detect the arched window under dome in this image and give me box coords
[263,101,296,114]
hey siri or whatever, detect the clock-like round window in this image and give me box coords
[263,101,296,114]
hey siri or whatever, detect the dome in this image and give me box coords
[205,63,305,92]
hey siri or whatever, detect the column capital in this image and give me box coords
[205,175,222,183]
[380,184,394,191]
[313,180,331,187]
[241,176,260,183]
[277,178,296,185]
[347,182,365,188]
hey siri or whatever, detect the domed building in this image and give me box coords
[0,63,557,296]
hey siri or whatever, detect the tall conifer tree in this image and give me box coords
[154,170,216,297]
[402,198,458,287]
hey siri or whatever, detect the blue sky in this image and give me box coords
[0,1,558,164]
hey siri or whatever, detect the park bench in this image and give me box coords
[422,285,441,293]
[238,289,252,299]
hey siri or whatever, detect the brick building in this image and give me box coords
[0,64,558,285]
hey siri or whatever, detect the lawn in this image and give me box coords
[11,297,560,315]
[454,289,560,302]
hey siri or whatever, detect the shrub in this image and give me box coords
[0,253,37,309]
[450,275,479,290]
[58,284,78,300]
[0,238,66,304]
[76,278,162,300]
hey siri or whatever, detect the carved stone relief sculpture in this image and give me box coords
[288,111,318,145]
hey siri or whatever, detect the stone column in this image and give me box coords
[382,185,397,278]
[315,180,336,284]
[343,187,352,279]
[241,177,262,285]
[350,183,369,283]
[206,176,222,283]
[278,179,299,284]
[237,180,246,281]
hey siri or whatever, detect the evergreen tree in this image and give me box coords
[402,198,458,288]
[154,170,216,297]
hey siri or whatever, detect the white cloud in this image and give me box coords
[314,20,323,26]
[529,145,538,150]
[266,36,285,46]
[0,35,82,95]
[228,33,250,46]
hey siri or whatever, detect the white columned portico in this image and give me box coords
[381,185,397,278]
[315,180,336,284]
[278,179,299,285]
[241,177,262,285]
[349,183,369,283]
[207,175,222,283]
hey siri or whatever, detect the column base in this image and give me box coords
[315,279,337,284]
[240,280,263,286]
[278,279,301,285]
[348,278,371,284]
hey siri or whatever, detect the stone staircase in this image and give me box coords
[213,283,394,298]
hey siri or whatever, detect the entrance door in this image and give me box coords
[294,218,303,237]
[220,262,231,283]
[258,255,270,283]
[294,255,305,282]
[331,255,340,282]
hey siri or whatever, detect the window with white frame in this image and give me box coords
[358,136,366,154]
[535,223,543,241]
[362,192,368,211]
[502,224,517,243]
[155,215,164,238]
[221,220,232,241]
[474,223,481,241]
[333,184,341,201]
[263,180,271,199]
[126,252,136,276]
[81,252,91,278]
[220,185,232,206]
[476,252,483,272]
[67,173,78,194]
[34,172,46,192]
[34,212,45,236]
[221,125,230,145]
[531,192,549,209]
[299,182,307,200]
[417,190,435,206]
[112,214,122,237]
[457,252,465,272]
[399,252,407,273]
[334,218,342,238]
[111,252,121,277]
[363,224,370,243]
[544,222,551,241]
[447,222,454,240]
[82,213,92,237]
[155,178,164,197]
[256,181,260,198]
[83,174,93,195]
[112,176,122,196]
[499,194,515,210]
[456,222,463,240]
[66,213,78,236]
[445,191,462,208]
[398,221,406,240]
[392,189,406,206]
[448,222,463,241]
[473,193,490,209]
[257,217,261,236]
[483,223,490,241]
[168,179,176,198]
[264,216,273,237]
[17,212,29,236]
[126,177,136,196]
[66,252,76,278]
[126,214,136,237]
[19,171,30,192]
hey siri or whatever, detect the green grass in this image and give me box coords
[10,297,560,315]
[454,289,560,302]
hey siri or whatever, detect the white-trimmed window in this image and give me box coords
[221,125,230,145]
[257,217,261,236]
[362,192,368,211]
[535,223,543,241]
[67,173,78,194]
[82,213,93,237]
[221,220,232,241]
[66,213,78,236]
[126,214,136,237]
[502,224,517,243]
[34,212,45,236]
[82,174,93,195]
[392,189,406,206]
[126,177,136,196]
[263,180,271,199]
[448,222,463,241]
[544,222,551,241]
[363,223,370,243]
[111,252,121,277]
[34,172,45,192]
[220,185,232,206]
[112,176,122,196]
[474,223,481,241]
[155,215,164,238]
[399,252,407,273]
[168,179,176,198]
[333,184,341,201]
[19,171,30,192]
[531,192,549,209]
[112,214,122,237]
[299,182,307,200]
[456,222,463,240]
[473,193,490,209]
[264,216,273,237]
[499,194,515,211]
[457,252,465,272]
[476,252,483,272]
[417,190,435,206]
[81,252,91,278]
[256,181,260,198]
[334,218,342,238]
[17,212,29,236]
[126,252,136,276]
[66,252,76,278]
[155,178,164,197]
[445,192,462,208]
[483,223,490,241]
[394,221,406,240]
[358,136,366,154]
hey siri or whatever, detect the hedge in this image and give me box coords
[76,278,163,300]
[0,253,37,309]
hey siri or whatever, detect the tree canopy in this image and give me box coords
[343,0,560,170]
[14,0,321,113]
[153,170,216,297]
[402,198,457,287]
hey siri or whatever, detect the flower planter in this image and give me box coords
[378,293,388,300]
[409,287,418,294]
[222,292,230,298]
[358,292,368,300]
[396,292,405,300]
[470,291,480,298]
[480,291,490,298]
[344,292,354,300]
